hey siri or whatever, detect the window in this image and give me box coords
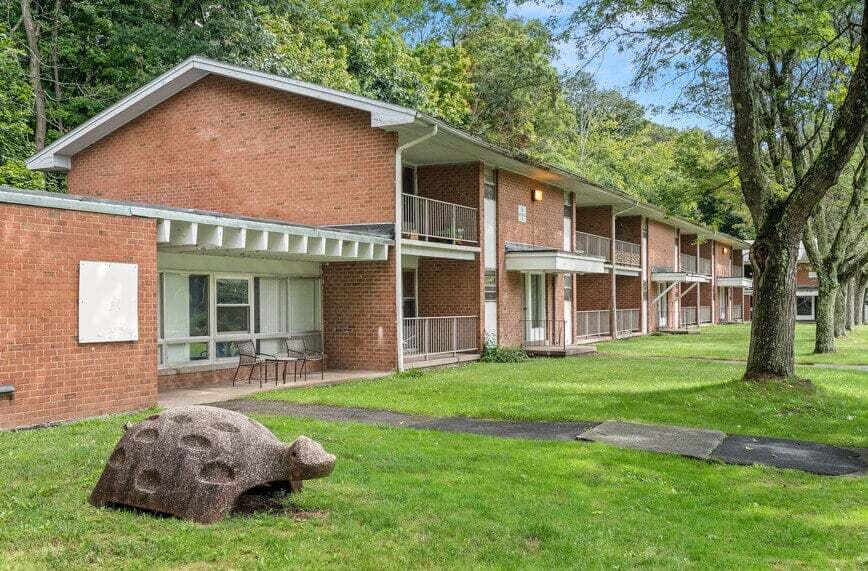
[563,274,572,302]
[517,204,527,223]
[157,271,321,366]
[484,167,496,199]
[485,270,497,301]
[796,296,814,317]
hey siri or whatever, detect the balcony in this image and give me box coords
[616,308,641,334]
[681,306,697,326]
[402,194,478,245]
[732,304,743,321]
[403,316,478,361]
[699,306,712,324]
[575,231,641,267]
[575,231,610,259]
[576,310,611,340]
[698,258,712,275]
[522,319,597,356]
[680,253,697,273]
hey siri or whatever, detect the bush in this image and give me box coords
[481,335,529,363]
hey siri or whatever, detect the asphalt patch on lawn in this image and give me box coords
[212,400,866,476]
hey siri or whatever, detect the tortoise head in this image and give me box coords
[287,435,336,481]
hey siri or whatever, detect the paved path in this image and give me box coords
[215,400,867,477]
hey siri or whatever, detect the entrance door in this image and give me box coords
[525,273,546,343]
[563,274,573,344]
[718,286,727,321]
[657,283,668,328]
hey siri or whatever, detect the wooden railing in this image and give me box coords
[402,194,478,244]
[575,231,611,259]
[576,309,611,339]
[403,316,478,359]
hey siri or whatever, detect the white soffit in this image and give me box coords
[717,277,753,288]
[504,251,606,274]
[26,56,418,171]
[400,239,478,261]
[650,272,712,283]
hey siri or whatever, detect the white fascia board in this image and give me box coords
[716,277,753,288]
[504,251,606,274]
[796,289,818,296]
[400,239,479,261]
[27,56,418,172]
[604,262,642,277]
[650,272,711,283]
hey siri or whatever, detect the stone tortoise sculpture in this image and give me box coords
[89,405,336,523]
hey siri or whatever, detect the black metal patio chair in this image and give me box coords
[232,340,276,388]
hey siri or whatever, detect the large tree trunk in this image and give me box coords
[814,275,837,353]
[745,237,798,379]
[846,278,856,330]
[834,287,847,337]
[858,273,868,326]
[20,0,46,151]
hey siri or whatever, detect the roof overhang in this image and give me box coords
[504,251,606,274]
[27,56,419,172]
[717,277,753,288]
[604,263,642,277]
[651,272,711,283]
[796,288,818,296]
[0,186,391,262]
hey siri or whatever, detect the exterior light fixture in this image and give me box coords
[723,247,729,254]
[532,189,544,202]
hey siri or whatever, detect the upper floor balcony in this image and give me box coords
[680,253,711,275]
[402,193,478,246]
[575,231,641,268]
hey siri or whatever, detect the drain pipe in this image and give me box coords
[610,201,640,339]
[395,124,438,372]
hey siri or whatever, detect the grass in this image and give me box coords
[596,323,868,366]
[255,355,867,447]
[1,411,866,569]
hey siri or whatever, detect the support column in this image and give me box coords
[610,209,617,338]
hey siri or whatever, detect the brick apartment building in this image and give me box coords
[2,57,752,429]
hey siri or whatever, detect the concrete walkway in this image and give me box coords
[158,370,387,408]
[215,400,867,477]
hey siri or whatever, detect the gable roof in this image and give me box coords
[26,56,420,171]
[26,56,751,249]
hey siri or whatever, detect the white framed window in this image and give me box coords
[158,271,322,367]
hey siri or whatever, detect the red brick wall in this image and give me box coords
[157,359,322,391]
[496,172,564,346]
[0,205,157,429]
[715,241,733,277]
[321,253,396,370]
[67,75,398,226]
[796,263,818,287]
[575,274,611,311]
[576,206,612,237]
[417,163,481,208]
[681,234,698,260]
[616,216,641,243]
[417,258,480,317]
[617,275,641,309]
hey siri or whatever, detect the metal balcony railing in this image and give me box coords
[576,310,611,339]
[615,240,641,267]
[403,316,478,359]
[680,253,697,273]
[698,258,712,275]
[616,308,641,334]
[575,231,611,259]
[699,306,712,323]
[731,265,744,277]
[402,194,478,245]
[681,306,697,326]
[733,304,743,321]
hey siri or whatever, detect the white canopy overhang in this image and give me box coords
[717,276,753,288]
[650,271,711,284]
[504,250,606,274]
[0,187,391,262]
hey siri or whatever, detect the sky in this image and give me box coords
[506,1,719,132]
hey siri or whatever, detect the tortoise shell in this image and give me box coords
[89,405,335,523]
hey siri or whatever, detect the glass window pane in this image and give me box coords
[216,341,240,358]
[796,297,813,316]
[217,279,248,304]
[291,279,320,331]
[188,275,209,336]
[256,277,288,334]
[259,338,283,355]
[217,306,250,333]
[165,342,209,364]
[163,273,209,338]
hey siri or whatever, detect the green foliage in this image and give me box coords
[481,341,529,363]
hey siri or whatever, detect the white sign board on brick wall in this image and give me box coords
[78,261,139,343]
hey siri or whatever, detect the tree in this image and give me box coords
[569,0,868,379]
[803,140,868,352]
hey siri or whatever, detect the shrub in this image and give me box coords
[481,336,529,363]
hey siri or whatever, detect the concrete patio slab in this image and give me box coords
[710,435,867,476]
[577,420,726,459]
[158,370,387,408]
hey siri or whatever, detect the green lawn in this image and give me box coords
[2,411,866,569]
[596,323,868,366]
[256,355,867,447]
